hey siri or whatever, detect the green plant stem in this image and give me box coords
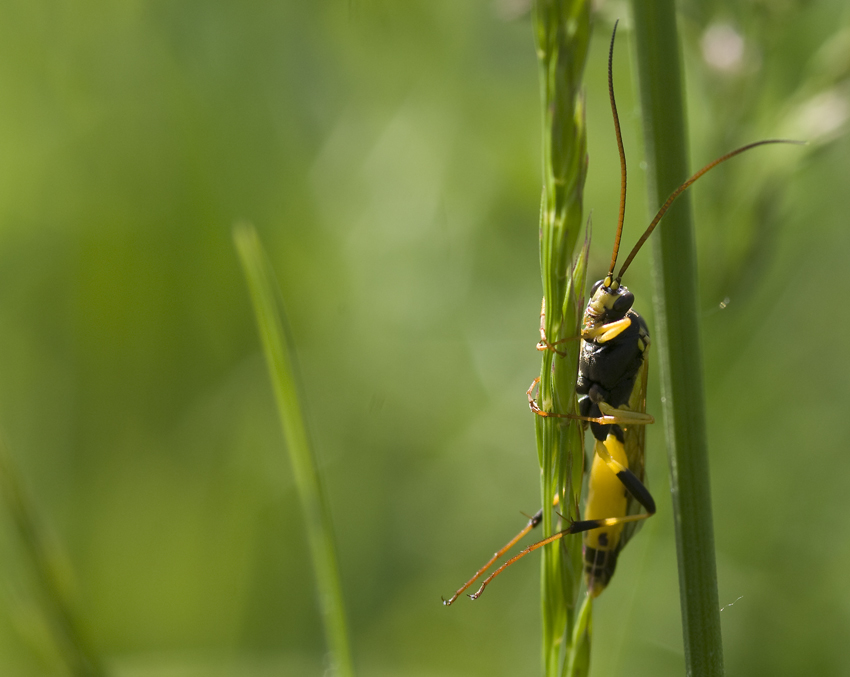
[531,2,590,675]
[234,223,355,677]
[0,436,106,677]
[630,4,725,675]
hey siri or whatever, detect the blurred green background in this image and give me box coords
[0,1,848,675]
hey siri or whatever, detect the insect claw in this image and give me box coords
[537,339,567,356]
[555,510,577,531]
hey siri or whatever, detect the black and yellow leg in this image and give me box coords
[466,435,655,601]
[527,378,655,428]
[442,494,561,606]
[573,436,655,535]
[579,434,655,596]
[582,317,632,343]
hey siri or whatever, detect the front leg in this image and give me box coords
[537,297,579,356]
[583,317,631,343]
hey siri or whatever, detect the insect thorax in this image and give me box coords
[577,279,649,442]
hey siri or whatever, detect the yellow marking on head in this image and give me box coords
[589,285,618,313]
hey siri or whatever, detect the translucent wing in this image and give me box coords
[618,354,649,549]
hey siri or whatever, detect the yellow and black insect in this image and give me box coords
[443,22,797,605]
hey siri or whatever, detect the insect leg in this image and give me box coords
[527,378,652,427]
[583,317,632,343]
[467,434,657,601]
[597,401,654,426]
[536,298,580,355]
[467,526,572,601]
[442,495,560,606]
[527,377,586,419]
[576,433,657,597]
[570,436,655,535]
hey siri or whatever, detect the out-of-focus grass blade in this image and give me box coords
[0,435,107,677]
[233,222,355,677]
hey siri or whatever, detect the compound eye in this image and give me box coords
[612,290,634,315]
[590,279,604,296]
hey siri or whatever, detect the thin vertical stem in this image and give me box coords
[0,436,107,677]
[531,2,590,675]
[629,3,725,675]
[234,223,356,677]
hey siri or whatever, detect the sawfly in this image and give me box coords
[443,21,799,605]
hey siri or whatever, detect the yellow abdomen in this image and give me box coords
[583,434,628,596]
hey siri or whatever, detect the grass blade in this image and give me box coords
[531,1,590,674]
[629,4,725,675]
[0,436,107,677]
[234,222,355,677]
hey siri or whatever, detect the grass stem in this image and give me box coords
[629,4,725,675]
[0,436,107,677]
[531,2,590,674]
[234,223,356,677]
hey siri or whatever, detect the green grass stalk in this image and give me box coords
[629,4,725,675]
[234,223,356,677]
[531,2,590,675]
[0,435,107,677]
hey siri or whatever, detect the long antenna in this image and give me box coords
[607,20,628,278]
[616,139,805,280]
